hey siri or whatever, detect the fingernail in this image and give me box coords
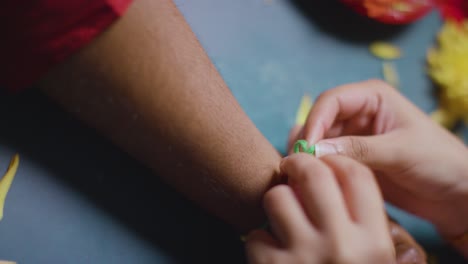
[315,141,339,157]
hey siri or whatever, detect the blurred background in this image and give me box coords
[0,0,466,263]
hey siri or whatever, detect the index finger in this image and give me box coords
[280,154,350,232]
[320,155,387,230]
[304,80,392,144]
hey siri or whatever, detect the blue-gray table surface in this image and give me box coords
[0,0,465,263]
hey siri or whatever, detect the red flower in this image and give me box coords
[436,0,468,21]
[341,0,435,24]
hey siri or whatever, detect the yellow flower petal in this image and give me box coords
[382,62,399,88]
[295,94,313,125]
[427,20,468,125]
[370,42,402,60]
[0,154,19,221]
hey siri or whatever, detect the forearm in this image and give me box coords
[38,0,281,231]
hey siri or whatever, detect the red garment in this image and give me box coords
[0,0,132,91]
[436,0,468,22]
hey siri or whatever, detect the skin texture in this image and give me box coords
[289,80,468,258]
[246,154,396,264]
[389,220,427,264]
[36,1,438,261]
[38,0,282,231]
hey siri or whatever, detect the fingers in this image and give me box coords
[260,154,394,263]
[320,155,387,231]
[303,80,401,144]
[282,153,387,230]
[388,221,427,264]
[315,134,403,171]
[376,174,434,220]
[263,185,313,246]
[280,154,350,232]
[245,230,284,264]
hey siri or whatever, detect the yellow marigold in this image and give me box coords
[428,20,468,127]
[369,41,402,60]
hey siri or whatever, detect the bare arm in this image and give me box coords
[38,0,281,231]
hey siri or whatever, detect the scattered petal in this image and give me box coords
[295,94,313,125]
[382,61,400,88]
[370,41,402,60]
[0,154,19,221]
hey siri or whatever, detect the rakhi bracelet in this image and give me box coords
[293,140,316,155]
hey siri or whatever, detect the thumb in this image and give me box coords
[315,135,397,170]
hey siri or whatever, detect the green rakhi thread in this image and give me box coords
[293,139,315,155]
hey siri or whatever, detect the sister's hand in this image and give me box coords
[246,154,395,264]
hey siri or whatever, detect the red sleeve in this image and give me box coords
[0,0,133,92]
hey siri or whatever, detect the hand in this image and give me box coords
[245,154,395,264]
[288,80,468,239]
[388,220,427,264]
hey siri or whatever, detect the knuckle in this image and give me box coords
[348,137,370,162]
